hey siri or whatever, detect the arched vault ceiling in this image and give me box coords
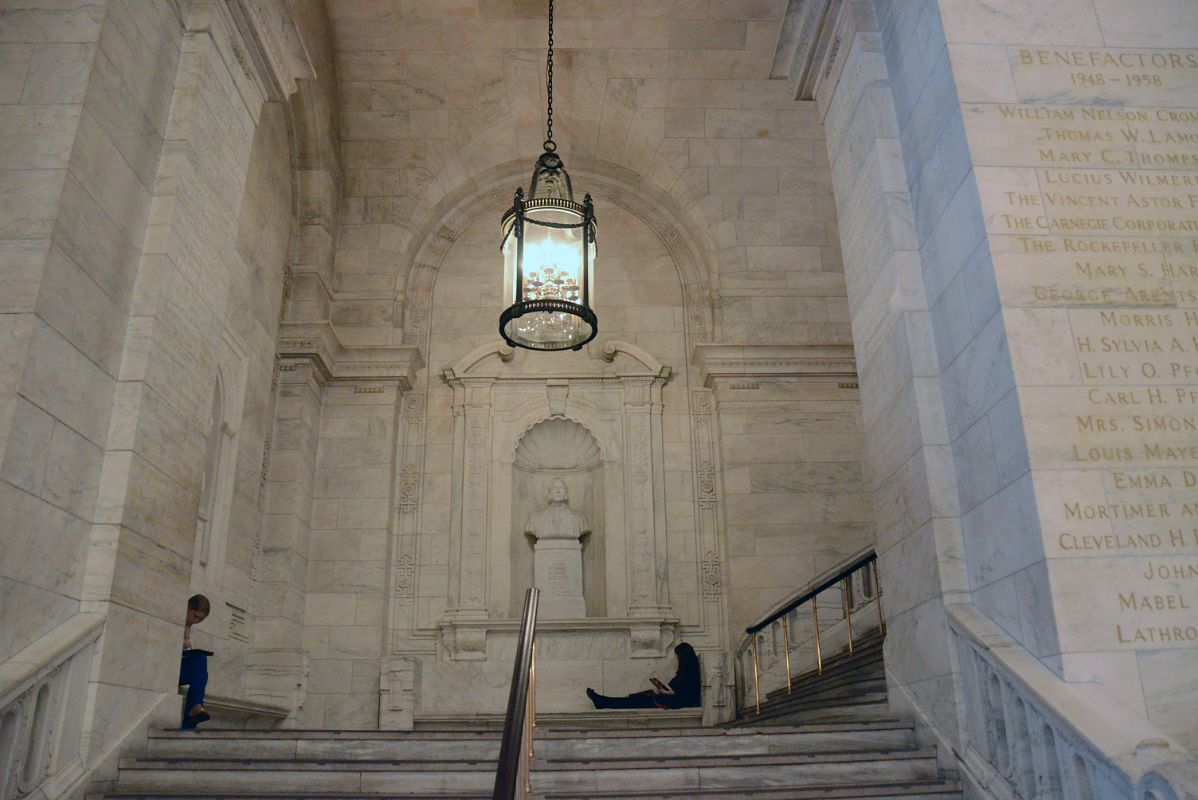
[323,1,806,249]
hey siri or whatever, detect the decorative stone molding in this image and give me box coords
[226,0,316,101]
[434,338,679,658]
[379,656,420,730]
[772,0,873,109]
[702,651,736,726]
[693,343,858,388]
[436,617,678,662]
[277,321,422,386]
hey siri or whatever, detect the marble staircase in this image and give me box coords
[102,628,963,799]
[735,629,889,727]
[102,716,960,799]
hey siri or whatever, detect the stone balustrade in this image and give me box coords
[0,615,103,800]
[949,604,1198,800]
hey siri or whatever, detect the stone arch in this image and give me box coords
[399,159,721,357]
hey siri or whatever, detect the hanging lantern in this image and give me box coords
[499,0,597,352]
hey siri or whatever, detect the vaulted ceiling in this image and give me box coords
[323,0,793,178]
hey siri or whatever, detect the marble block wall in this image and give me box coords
[83,0,298,751]
[318,1,872,705]
[0,0,887,747]
[930,0,1198,751]
[710,371,873,638]
[813,0,1198,758]
[323,0,846,348]
[0,0,160,665]
[0,0,343,779]
[807,1,971,746]
[300,382,397,728]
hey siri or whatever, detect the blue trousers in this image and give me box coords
[178,650,208,729]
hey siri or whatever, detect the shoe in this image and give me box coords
[182,705,211,729]
[586,687,605,709]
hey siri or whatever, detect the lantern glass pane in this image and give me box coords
[522,207,583,304]
[501,204,595,349]
[502,220,519,306]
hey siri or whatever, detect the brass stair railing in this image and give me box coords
[737,550,883,716]
[493,587,539,799]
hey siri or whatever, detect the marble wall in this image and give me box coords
[0,0,166,665]
[809,0,1198,761]
[934,0,1198,751]
[5,4,1197,791]
[0,0,345,782]
[294,0,875,727]
[1,0,871,740]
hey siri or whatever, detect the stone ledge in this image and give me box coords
[436,616,680,661]
[693,343,858,387]
[277,321,423,386]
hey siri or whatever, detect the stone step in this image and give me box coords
[115,749,940,796]
[739,636,891,727]
[105,785,962,800]
[757,646,885,704]
[414,709,702,731]
[744,693,892,724]
[761,677,888,707]
[541,780,963,799]
[145,724,916,762]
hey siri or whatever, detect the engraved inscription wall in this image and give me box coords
[973,47,1198,650]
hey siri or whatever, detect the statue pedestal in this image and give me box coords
[533,538,587,619]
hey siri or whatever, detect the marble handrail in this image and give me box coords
[493,587,539,800]
[0,614,104,800]
[947,603,1198,800]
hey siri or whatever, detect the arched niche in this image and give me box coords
[436,340,678,661]
[511,418,607,618]
[397,159,721,359]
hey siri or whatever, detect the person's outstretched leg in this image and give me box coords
[586,688,657,709]
[179,652,210,729]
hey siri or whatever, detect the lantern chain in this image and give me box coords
[544,0,555,152]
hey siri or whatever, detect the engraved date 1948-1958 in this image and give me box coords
[1071,72,1163,87]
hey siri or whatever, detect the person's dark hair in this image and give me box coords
[674,642,700,677]
[188,594,211,616]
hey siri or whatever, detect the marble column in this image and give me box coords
[445,377,494,651]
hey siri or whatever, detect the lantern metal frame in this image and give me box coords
[499,152,598,351]
[498,0,598,352]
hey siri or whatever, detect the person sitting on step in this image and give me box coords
[179,594,213,729]
[586,642,701,710]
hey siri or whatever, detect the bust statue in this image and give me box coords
[526,478,590,543]
[525,478,590,618]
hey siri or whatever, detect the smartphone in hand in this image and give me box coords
[650,677,672,694]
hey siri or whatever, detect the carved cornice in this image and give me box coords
[278,321,423,387]
[443,340,671,385]
[772,0,873,110]
[226,0,316,100]
[694,343,858,387]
